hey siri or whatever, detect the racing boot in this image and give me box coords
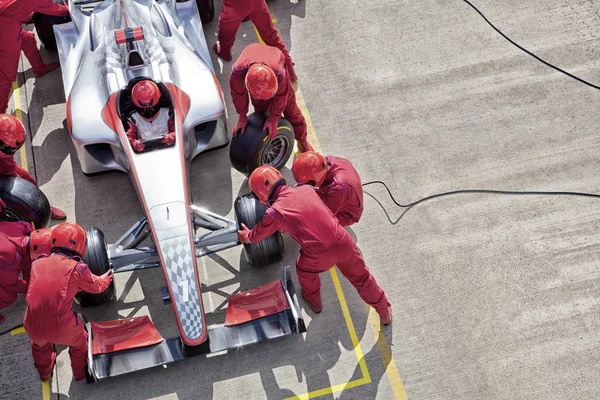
[301,291,322,313]
[39,352,57,381]
[33,63,59,78]
[50,206,67,220]
[213,43,232,62]
[297,139,314,153]
[379,306,392,326]
[0,314,4,324]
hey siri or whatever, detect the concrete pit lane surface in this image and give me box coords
[2,0,600,399]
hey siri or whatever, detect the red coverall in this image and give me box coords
[0,220,32,312]
[318,156,364,227]
[247,185,390,315]
[217,0,295,78]
[0,151,36,185]
[24,254,111,380]
[0,0,69,113]
[231,44,307,142]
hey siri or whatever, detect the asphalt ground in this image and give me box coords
[2,0,600,399]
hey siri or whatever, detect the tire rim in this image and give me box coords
[261,136,289,167]
[0,209,22,223]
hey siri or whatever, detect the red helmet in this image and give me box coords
[51,222,87,257]
[292,152,328,187]
[29,228,53,260]
[0,114,26,156]
[131,80,161,108]
[248,166,286,205]
[245,64,278,100]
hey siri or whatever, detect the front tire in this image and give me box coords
[229,112,295,176]
[75,227,116,307]
[234,194,285,267]
[0,176,51,228]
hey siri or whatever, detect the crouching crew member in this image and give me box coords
[0,0,70,113]
[230,44,314,153]
[237,166,392,325]
[24,222,113,381]
[292,152,364,227]
[0,114,66,219]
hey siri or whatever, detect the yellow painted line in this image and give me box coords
[11,81,28,171]
[42,380,51,400]
[367,308,407,399]
[284,377,370,400]
[10,326,26,335]
[331,268,371,381]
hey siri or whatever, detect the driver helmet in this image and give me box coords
[132,80,161,119]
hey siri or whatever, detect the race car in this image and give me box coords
[18,0,305,381]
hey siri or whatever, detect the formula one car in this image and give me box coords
[40,0,304,381]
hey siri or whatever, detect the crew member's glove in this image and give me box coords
[100,269,113,285]
[233,115,248,136]
[237,223,251,244]
[162,132,176,146]
[132,139,145,152]
[263,117,279,141]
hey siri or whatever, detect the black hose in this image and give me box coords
[462,0,600,90]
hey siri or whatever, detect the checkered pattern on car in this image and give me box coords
[160,236,204,340]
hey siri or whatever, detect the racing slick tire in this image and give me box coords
[229,112,295,176]
[75,227,116,307]
[33,0,71,52]
[234,193,285,267]
[0,176,51,228]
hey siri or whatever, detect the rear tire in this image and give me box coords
[32,0,71,52]
[0,176,51,228]
[75,227,116,307]
[234,194,285,267]
[229,112,295,176]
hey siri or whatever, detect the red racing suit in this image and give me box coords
[0,220,32,310]
[24,254,111,380]
[318,156,364,227]
[0,0,69,113]
[246,185,389,314]
[0,151,37,185]
[217,0,295,76]
[231,44,306,141]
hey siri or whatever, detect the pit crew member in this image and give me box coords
[24,222,113,381]
[292,152,364,227]
[230,44,313,153]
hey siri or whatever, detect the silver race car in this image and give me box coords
[37,0,303,381]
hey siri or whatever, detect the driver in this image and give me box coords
[0,114,66,220]
[126,80,176,153]
[24,222,113,382]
